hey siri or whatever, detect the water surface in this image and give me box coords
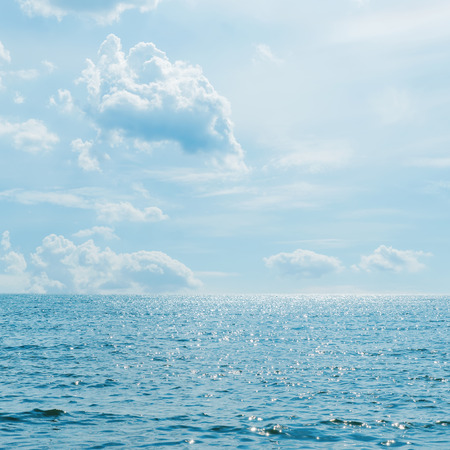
[0,295,448,448]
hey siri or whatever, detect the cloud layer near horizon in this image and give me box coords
[0,231,201,294]
[265,245,431,279]
[355,245,431,273]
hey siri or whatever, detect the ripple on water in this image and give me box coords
[0,294,449,448]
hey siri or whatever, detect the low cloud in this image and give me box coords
[0,118,59,152]
[77,34,246,171]
[355,245,431,273]
[0,231,29,293]
[17,0,161,23]
[264,248,343,278]
[0,231,201,294]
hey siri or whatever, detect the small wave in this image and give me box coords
[29,408,67,418]
[0,409,66,424]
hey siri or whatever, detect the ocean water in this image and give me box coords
[0,295,448,449]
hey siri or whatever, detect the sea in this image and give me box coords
[0,294,448,449]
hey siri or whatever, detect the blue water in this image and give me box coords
[0,295,448,448]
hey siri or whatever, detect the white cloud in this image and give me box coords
[15,69,39,80]
[0,231,29,292]
[71,139,101,172]
[77,34,246,171]
[253,44,283,64]
[16,0,161,23]
[1,231,11,251]
[29,233,201,294]
[0,188,168,223]
[0,41,11,63]
[0,118,59,152]
[14,92,25,104]
[73,226,118,240]
[355,245,431,273]
[50,89,74,113]
[0,231,201,294]
[264,248,343,278]
[0,189,89,208]
[41,60,56,73]
[335,2,450,44]
[96,201,167,223]
[265,138,353,173]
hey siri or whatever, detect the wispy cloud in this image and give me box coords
[253,44,283,65]
[73,226,119,240]
[335,2,450,44]
[16,0,162,24]
[264,138,353,173]
[0,189,167,223]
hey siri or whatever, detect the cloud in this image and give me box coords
[0,189,89,208]
[253,44,283,64]
[355,245,431,273]
[29,233,201,294]
[73,226,118,240]
[96,201,167,223]
[0,41,11,63]
[264,248,343,278]
[71,139,101,172]
[14,92,25,104]
[0,118,59,152]
[41,60,56,73]
[335,2,450,44]
[50,89,74,113]
[0,231,201,294]
[0,189,168,223]
[265,138,353,173]
[77,34,246,171]
[16,0,161,23]
[15,69,40,80]
[0,231,29,293]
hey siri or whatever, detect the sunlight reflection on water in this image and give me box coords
[0,294,448,448]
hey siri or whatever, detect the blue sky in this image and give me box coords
[0,0,449,294]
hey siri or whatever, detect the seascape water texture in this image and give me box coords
[0,295,448,448]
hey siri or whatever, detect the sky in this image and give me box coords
[0,0,449,295]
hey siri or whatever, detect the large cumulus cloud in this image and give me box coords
[77,34,246,171]
[0,231,201,294]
